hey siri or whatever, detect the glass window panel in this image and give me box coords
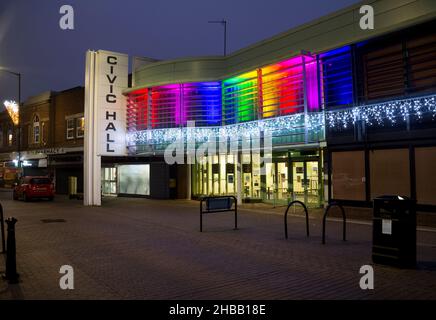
[118,164,150,195]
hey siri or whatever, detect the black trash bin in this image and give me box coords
[372,195,416,268]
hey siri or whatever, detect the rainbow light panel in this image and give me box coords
[127,82,222,130]
[151,84,180,128]
[182,82,222,126]
[126,88,148,132]
[222,70,259,124]
[127,49,351,133]
[319,45,354,109]
[261,56,305,117]
[304,55,321,111]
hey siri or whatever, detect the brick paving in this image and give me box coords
[0,191,435,300]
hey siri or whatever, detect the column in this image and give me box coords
[236,151,242,205]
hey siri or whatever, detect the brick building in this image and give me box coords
[0,86,85,193]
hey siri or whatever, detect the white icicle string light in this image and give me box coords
[326,95,436,128]
[127,94,436,146]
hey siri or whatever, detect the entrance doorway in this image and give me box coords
[191,150,322,207]
[292,161,320,205]
[276,162,289,201]
[102,167,117,195]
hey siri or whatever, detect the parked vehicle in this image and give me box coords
[13,176,55,201]
[0,161,22,188]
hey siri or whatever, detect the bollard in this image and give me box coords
[0,204,5,254]
[2,217,19,284]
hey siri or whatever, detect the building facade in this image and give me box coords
[119,0,436,210]
[0,87,85,193]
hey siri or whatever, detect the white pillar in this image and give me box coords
[236,151,242,205]
[84,50,101,206]
[84,50,128,206]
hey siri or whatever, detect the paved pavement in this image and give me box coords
[0,191,435,300]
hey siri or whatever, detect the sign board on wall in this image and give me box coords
[84,50,128,206]
[95,51,128,155]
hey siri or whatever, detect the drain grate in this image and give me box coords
[41,219,67,223]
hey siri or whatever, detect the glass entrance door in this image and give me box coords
[292,161,321,206]
[102,167,117,195]
[276,162,289,201]
[292,162,305,202]
[306,161,320,206]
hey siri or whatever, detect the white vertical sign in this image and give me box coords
[84,50,128,206]
[96,51,128,155]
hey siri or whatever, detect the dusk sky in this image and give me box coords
[0,0,360,104]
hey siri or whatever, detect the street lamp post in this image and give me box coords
[208,19,227,56]
[1,68,21,169]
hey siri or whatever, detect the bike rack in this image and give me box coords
[284,200,310,239]
[322,202,346,244]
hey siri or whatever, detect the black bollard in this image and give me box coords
[2,217,19,284]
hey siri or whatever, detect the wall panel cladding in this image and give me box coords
[407,33,436,94]
[151,84,180,129]
[126,82,222,130]
[182,82,222,127]
[332,150,366,201]
[222,70,259,124]
[415,146,436,206]
[127,88,148,132]
[261,57,305,118]
[370,148,411,199]
[363,42,406,101]
[319,46,354,109]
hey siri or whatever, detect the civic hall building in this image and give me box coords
[85,0,436,211]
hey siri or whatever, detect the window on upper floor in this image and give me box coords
[33,115,40,144]
[66,118,75,139]
[76,117,84,138]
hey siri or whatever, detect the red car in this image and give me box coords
[13,176,55,201]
